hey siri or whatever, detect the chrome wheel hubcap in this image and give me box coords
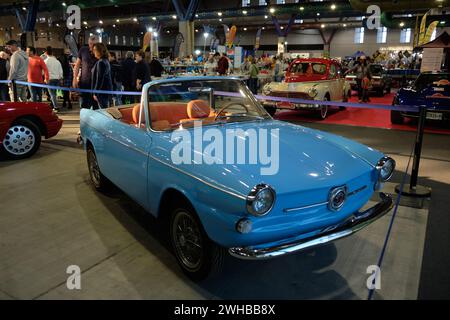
[173,211,203,270]
[2,125,35,156]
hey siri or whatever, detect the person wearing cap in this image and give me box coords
[26,46,49,102]
[5,40,29,102]
[44,46,63,111]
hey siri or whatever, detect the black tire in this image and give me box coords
[86,146,110,191]
[264,106,277,117]
[169,200,225,281]
[1,118,41,160]
[391,110,404,124]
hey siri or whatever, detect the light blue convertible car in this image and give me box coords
[80,77,395,280]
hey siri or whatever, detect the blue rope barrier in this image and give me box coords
[367,142,415,300]
[0,79,429,113]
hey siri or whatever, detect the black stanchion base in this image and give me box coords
[395,184,431,198]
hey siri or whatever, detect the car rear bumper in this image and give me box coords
[45,118,63,139]
[228,192,393,260]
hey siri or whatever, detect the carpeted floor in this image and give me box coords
[275,92,450,136]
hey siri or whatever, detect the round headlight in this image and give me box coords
[246,184,276,217]
[377,157,396,182]
[308,87,318,98]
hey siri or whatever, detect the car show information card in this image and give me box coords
[421,48,444,73]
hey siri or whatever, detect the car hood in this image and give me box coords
[155,120,383,197]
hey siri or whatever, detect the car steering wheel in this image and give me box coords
[214,103,250,121]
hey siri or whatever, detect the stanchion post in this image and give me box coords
[395,105,432,198]
[11,79,18,102]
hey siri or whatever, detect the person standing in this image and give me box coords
[108,51,123,106]
[5,40,28,102]
[26,46,49,102]
[121,51,136,104]
[149,56,164,78]
[217,53,229,76]
[0,51,10,101]
[58,50,73,109]
[91,43,113,109]
[73,35,98,108]
[134,51,151,91]
[248,56,259,94]
[346,57,369,102]
[44,46,63,111]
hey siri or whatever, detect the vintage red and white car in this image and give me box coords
[0,101,63,159]
[262,58,351,119]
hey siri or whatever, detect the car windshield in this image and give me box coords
[414,73,450,91]
[290,62,327,75]
[147,79,270,131]
[369,65,383,75]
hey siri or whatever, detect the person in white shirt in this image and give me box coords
[44,46,63,110]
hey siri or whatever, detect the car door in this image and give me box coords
[328,63,341,101]
[102,119,151,209]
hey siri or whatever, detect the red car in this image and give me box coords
[0,101,63,159]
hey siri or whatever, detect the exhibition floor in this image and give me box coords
[1,115,449,299]
[276,93,450,135]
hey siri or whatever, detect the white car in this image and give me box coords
[262,58,351,119]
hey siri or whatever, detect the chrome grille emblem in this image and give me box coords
[328,186,347,211]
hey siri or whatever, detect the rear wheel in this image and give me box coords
[86,146,110,191]
[391,110,404,124]
[1,119,41,160]
[169,200,225,281]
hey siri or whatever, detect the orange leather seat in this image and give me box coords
[120,107,135,124]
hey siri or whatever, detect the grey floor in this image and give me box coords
[0,112,448,300]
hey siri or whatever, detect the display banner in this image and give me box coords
[142,31,152,52]
[423,21,439,44]
[255,28,262,50]
[418,12,428,46]
[227,25,237,49]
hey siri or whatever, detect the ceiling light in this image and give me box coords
[331,4,336,10]
[83,21,88,25]
[243,10,248,15]
[440,21,445,24]
[195,29,199,32]
[62,2,66,6]
[300,7,304,11]
[264,15,268,19]
[133,17,138,22]
[172,15,177,19]
[22,7,26,11]
[243,27,247,31]
[203,32,209,38]
[195,14,199,18]
[343,23,347,27]
[269,8,275,14]
[153,32,158,38]
[116,19,120,23]
[262,27,265,30]
[317,13,320,16]
[152,17,156,21]
[399,22,405,27]
[218,12,222,16]
[321,24,325,28]
[280,26,284,30]
[167,30,170,33]
[112,24,116,28]
[147,27,153,32]
[219,18,222,22]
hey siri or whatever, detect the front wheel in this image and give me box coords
[317,97,329,120]
[170,202,224,281]
[1,119,41,160]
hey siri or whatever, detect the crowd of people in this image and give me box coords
[0,35,166,110]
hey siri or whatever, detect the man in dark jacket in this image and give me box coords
[0,51,9,101]
[135,50,151,91]
[149,56,164,78]
[109,51,124,105]
[121,51,136,104]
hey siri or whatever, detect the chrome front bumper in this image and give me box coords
[229,192,393,260]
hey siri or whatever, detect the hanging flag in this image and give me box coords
[423,21,439,44]
[228,25,237,48]
[255,28,262,50]
[142,31,152,52]
[418,12,428,46]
